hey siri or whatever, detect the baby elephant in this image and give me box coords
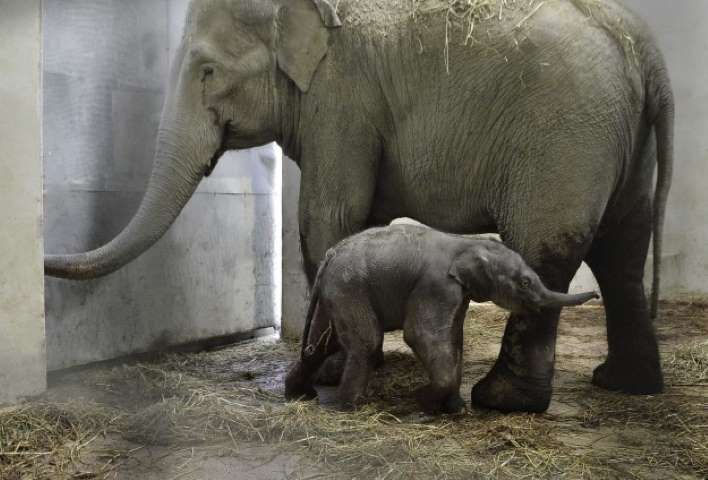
[285,225,597,413]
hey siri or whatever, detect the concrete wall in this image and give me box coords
[570,0,708,297]
[43,0,280,370]
[0,0,46,403]
[281,0,708,335]
[622,0,708,296]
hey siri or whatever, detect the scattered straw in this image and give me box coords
[2,302,706,479]
[0,403,121,479]
[665,341,708,386]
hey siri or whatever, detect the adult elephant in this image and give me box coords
[45,0,674,413]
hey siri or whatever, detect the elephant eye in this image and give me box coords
[201,64,215,82]
[520,278,531,289]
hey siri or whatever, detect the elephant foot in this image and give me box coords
[313,395,356,411]
[592,358,663,395]
[314,352,346,386]
[443,392,466,414]
[471,362,552,413]
[314,349,385,386]
[416,386,465,414]
[284,382,317,401]
[336,401,358,412]
[284,362,318,401]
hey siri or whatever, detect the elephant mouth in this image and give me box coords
[204,149,223,177]
[204,121,232,177]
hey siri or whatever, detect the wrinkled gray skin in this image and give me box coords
[44,0,674,412]
[284,225,599,412]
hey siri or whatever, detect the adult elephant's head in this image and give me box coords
[45,0,341,279]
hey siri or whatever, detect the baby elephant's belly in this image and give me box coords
[382,319,403,333]
[369,271,416,333]
[377,299,407,333]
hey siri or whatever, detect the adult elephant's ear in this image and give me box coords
[276,0,342,92]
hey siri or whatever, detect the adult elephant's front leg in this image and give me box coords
[472,231,594,413]
[472,262,582,412]
[472,306,563,413]
[297,131,380,282]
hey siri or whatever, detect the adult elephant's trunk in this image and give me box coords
[45,37,227,280]
[45,128,212,279]
[540,290,599,309]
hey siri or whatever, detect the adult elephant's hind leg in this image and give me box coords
[585,198,663,394]
[471,233,592,413]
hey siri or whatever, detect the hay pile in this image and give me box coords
[0,403,120,479]
[1,303,706,479]
[666,341,708,385]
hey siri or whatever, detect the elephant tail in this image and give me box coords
[299,248,336,354]
[647,55,675,320]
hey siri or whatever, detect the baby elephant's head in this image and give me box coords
[449,241,598,313]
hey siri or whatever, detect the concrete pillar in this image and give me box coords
[0,0,46,404]
[281,157,309,339]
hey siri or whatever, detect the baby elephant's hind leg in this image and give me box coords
[284,360,318,400]
[405,289,467,414]
[314,351,347,386]
[315,337,384,386]
[334,296,382,410]
[284,302,338,401]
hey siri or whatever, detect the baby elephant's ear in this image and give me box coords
[448,252,489,290]
[448,260,466,287]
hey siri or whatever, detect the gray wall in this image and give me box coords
[43,0,280,370]
[572,0,708,297]
[0,0,46,403]
[622,0,708,296]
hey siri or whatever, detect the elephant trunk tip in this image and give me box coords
[580,291,601,303]
[540,290,600,309]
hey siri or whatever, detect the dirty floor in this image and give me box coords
[1,300,706,479]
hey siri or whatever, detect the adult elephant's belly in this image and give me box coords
[368,157,496,235]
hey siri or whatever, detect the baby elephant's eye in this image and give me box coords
[520,278,531,289]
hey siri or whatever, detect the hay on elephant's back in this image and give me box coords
[341,0,640,76]
[340,0,533,36]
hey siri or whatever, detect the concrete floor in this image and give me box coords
[5,300,706,479]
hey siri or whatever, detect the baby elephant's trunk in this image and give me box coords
[540,290,599,309]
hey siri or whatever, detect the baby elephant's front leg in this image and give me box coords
[404,292,467,414]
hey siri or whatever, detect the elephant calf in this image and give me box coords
[285,224,598,413]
